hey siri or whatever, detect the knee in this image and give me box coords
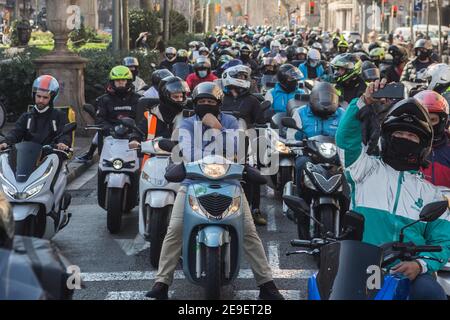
[410,274,447,300]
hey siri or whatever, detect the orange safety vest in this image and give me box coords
[142,111,158,169]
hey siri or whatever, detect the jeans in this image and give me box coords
[409,274,447,300]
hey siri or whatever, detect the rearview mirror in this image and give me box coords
[281,117,298,130]
[419,200,449,222]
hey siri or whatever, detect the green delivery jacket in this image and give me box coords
[335,97,450,274]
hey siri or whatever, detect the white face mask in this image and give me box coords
[309,59,319,67]
[198,70,208,78]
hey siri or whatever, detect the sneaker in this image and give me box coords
[252,209,267,226]
[258,281,285,300]
[145,282,169,300]
[75,152,93,163]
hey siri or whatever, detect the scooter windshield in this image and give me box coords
[172,62,190,81]
[9,142,42,183]
[316,240,383,300]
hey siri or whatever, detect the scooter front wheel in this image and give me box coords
[106,187,124,234]
[148,206,171,269]
[204,246,222,300]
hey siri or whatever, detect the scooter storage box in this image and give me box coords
[13,235,74,300]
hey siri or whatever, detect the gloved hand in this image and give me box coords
[357,104,381,156]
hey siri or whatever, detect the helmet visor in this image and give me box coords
[284,67,304,81]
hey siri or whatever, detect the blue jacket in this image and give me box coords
[293,104,345,140]
[268,83,305,113]
[299,62,325,80]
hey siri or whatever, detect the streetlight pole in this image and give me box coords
[112,0,120,52]
[163,0,170,46]
[123,0,129,52]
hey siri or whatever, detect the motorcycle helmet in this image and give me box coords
[262,57,279,75]
[151,69,174,88]
[380,98,433,171]
[369,47,385,66]
[222,65,252,94]
[424,63,450,94]
[352,42,366,53]
[388,45,409,65]
[414,90,449,146]
[0,195,13,250]
[199,46,210,57]
[109,65,133,95]
[158,76,190,112]
[310,82,339,118]
[191,82,224,118]
[123,56,140,80]
[176,49,190,63]
[414,39,433,59]
[189,41,200,51]
[240,44,253,60]
[295,47,308,61]
[330,53,362,84]
[307,49,321,68]
[165,47,177,62]
[311,42,323,53]
[337,40,349,53]
[277,64,304,93]
[361,61,381,83]
[193,57,212,79]
[32,75,60,106]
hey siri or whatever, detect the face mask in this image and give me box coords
[194,104,220,119]
[198,70,208,78]
[383,136,423,171]
[115,86,130,96]
[418,51,429,60]
[282,80,298,93]
[309,60,319,67]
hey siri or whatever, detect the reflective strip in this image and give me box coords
[146,112,157,140]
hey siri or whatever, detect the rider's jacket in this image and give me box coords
[4,105,71,147]
[95,87,141,130]
[265,83,305,113]
[292,104,345,140]
[133,76,147,94]
[336,97,450,274]
[335,77,367,106]
[222,92,265,128]
[421,136,450,188]
[299,62,325,80]
[400,58,434,83]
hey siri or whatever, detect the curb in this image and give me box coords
[67,153,99,184]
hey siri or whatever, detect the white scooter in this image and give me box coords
[0,123,77,239]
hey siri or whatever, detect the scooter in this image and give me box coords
[284,195,449,299]
[163,142,266,300]
[0,123,76,239]
[86,117,140,234]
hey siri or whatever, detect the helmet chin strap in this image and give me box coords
[34,105,50,113]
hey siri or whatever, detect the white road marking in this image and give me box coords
[105,290,175,300]
[115,234,150,256]
[266,205,277,232]
[268,242,280,269]
[67,163,98,190]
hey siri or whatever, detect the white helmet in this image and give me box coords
[311,42,323,52]
[270,40,281,51]
[425,63,450,92]
[222,65,252,90]
[307,49,321,67]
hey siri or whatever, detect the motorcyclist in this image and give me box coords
[123,56,147,94]
[414,90,450,188]
[337,39,349,54]
[221,65,267,226]
[239,44,259,76]
[291,82,345,236]
[299,49,325,80]
[336,79,450,300]
[385,45,409,83]
[185,57,218,91]
[0,75,71,153]
[143,69,174,99]
[368,47,385,68]
[265,64,305,113]
[401,39,434,83]
[330,53,366,106]
[145,82,285,300]
[158,47,178,72]
[424,63,450,94]
[361,61,381,84]
[291,47,308,67]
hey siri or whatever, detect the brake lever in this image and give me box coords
[286,249,320,256]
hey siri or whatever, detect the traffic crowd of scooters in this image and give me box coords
[0,24,449,300]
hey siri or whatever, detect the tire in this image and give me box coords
[14,216,34,237]
[279,166,292,192]
[204,246,222,300]
[148,206,171,269]
[106,187,125,234]
[296,213,311,240]
[319,205,335,237]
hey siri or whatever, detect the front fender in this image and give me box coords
[145,190,175,208]
[279,157,294,167]
[197,226,230,248]
[12,204,40,221]
[105,173,131,189]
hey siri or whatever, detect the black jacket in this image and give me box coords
[4,106,71,147]
[158,60,177,72]
[336,77,367,105]
[131,105,180,142]
[222,92,265,128]
[95,89,142,130]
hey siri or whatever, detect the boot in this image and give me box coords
[252,209,267,226]
[145,282,169,300]
[259,281,285,300]
[75,144,97,162]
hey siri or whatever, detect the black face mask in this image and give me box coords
[281,80,298,93]
[194,104,220,119]
[418,51,429,61]
[115,86,130,97]
[383,136,423,171]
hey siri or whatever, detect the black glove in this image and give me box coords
[357,104,381,156]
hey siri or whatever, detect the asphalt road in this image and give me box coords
[53,164,317,300]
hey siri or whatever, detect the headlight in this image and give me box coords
[318,143,337,158]
[201,164,229,179]
[113,159,123,170]
[223,196,241,217]
[275,141,291,154]
[22,183,45,199]
[2,183,17,199]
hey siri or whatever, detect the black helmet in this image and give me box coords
[380,98,433,171]
[0,195,13,249]
[414,39,433,58]
[388,45,409,65]
[285,46,297,61]
[277,64,304,93]
[352,42,366,53]
[310,82,339,118]
[361,61,380,82]
[192,82,224,118]
[151,69,174,88]
[158,76,190,111]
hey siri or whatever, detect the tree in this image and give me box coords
[140,0,153,11]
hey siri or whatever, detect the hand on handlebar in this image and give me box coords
[0,142,8,151]
[56,143,70,151]
[390,261,422,281]
[129,140,141,149]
